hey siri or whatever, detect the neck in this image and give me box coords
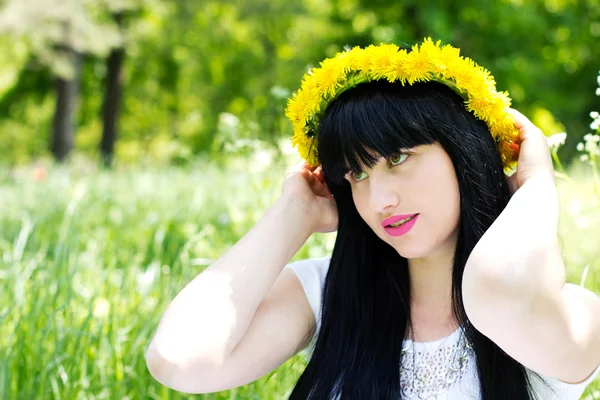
[406,256,458,341]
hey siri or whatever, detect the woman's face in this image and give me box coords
[344,142,461,259]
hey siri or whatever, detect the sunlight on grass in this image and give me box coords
[0,148,335,399]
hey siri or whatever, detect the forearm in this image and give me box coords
[147,195,314,367]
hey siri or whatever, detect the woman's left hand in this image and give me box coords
[505,108,556,195]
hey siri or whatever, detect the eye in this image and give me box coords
[345,152,410,183]
[389,152,409,166]
[351,170,368,182]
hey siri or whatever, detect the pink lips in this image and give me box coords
[381,214,418,228]
[381,213,419,237]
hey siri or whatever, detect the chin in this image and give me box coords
[389,240,429,259]
[396,248,428,259]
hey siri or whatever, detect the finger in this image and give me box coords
[303,161,320,172]
[290,161,308,174]
[314,166,326,183]
[507,108,534,132]
[507,108,546,143]
[313,180,333,198]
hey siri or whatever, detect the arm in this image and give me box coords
[463,174,600,383]
[146,195,316,392]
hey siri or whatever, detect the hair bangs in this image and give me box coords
[317,81,438,185]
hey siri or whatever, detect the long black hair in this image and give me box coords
[288,80,552,399]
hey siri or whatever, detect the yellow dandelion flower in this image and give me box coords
[418,38,444,75]
[298,82,324,115]
[355,45,378,74]
[346,46,365,71]
[292,134,318,166]
[466,94,495,124]
[451,58,480,92]
[402,45,433,84]
[285,101,301,124]
[285,38,518,169]
[464,78,491,102]
[490,103,508,125]
[498,139,519,170]
[437,44,461,78]
[385,49,409,83]
[285,92,308,123]
[291,129,306,150]
[370,44,400,80]
[496,114,517,139]
[301,93,318,121]
[480,67,497,89]
[491,120,515,142]
[313,57,345,97]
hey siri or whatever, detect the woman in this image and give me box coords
[145,39,600,399]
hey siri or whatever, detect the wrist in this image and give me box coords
[273,195,316,236]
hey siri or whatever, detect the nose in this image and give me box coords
[369,174,400,215]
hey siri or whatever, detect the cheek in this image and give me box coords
[413,170,460,217]
[352,190,367,216]
[430,177,461,223]
[351,190,376,226]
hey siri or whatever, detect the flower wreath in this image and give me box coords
[285,38,519,172]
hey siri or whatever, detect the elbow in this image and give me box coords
[145,344,186,392]
[145,345,173,389]
[145,343,215,394]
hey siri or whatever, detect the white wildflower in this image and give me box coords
[219,112,239,128]
[547,132,567,149]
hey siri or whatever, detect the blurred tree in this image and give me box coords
[99,0,149,166]
[100,11,125,166]
[0,0,121,161]
[51,23,81,161]
[0,0,597,166]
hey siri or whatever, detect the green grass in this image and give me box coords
[0,151,598,399]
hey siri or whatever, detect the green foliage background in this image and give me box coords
[0,0,598,165]
[0,0,599,399]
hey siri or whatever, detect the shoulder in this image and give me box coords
[284,256,330,288]
[284,256,331,331]
[285,256,331,270]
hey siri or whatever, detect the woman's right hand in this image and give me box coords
[281,161,338,233]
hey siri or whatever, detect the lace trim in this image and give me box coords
[400,330,475,399]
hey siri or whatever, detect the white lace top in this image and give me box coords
[284,256,600,399]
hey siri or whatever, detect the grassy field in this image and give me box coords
[1,148,599,399]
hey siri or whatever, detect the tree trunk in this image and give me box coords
[51,50,81,161]
[100,13,125,167]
